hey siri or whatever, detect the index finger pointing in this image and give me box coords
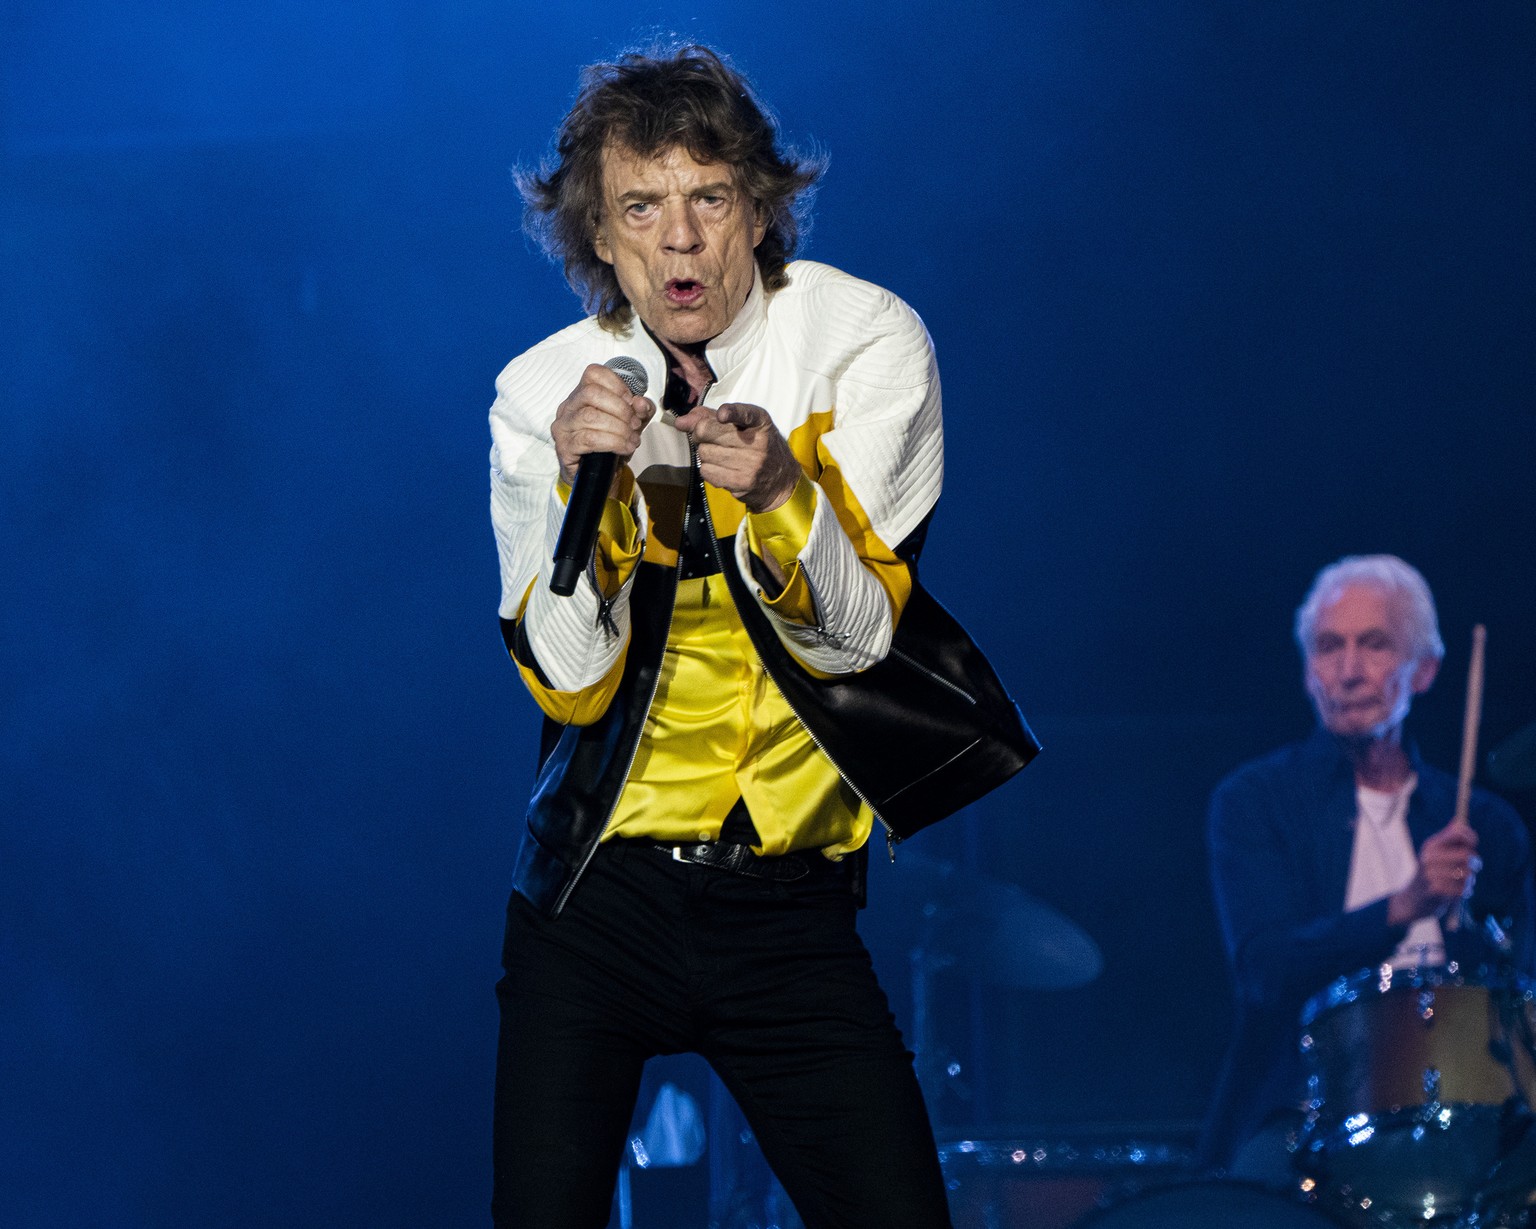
[715,402,768,429]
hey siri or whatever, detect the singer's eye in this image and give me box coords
[625,201,658,219]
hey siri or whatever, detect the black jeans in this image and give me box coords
[492,840,954,1229]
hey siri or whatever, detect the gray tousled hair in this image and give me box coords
[1294,554,1445,662]
[517,44,824,330]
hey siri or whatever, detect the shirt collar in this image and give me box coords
[701,263,768,380]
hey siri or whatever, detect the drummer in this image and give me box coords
[1201,554,1535,1183]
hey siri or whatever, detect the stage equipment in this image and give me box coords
[1297,964,1536,1224]
[1069,1179,1347,1226]
[881,854,1103,1112]
[1490,720,1536,792]
[939,1130,1195,1229]
[882,855,1103,991]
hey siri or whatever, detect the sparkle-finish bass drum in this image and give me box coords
[1298,965,1536,1221]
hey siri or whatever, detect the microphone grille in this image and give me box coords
[604,355,649,396]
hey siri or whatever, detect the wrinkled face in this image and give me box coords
[1303,583,1438,741]
[592,144,765,349]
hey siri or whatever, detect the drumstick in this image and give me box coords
[1445,624,1486,933]
[1452,624,1486,829]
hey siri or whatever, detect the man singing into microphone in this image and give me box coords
[487,45,955,1228]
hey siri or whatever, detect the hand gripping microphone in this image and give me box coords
[550,356,649,597]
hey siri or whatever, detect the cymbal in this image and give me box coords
[1489,719,1536,791]
[871,855,1103,990]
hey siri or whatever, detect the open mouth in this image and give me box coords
[665,279,704,304]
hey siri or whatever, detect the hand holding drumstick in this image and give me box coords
[1386,625,1486,929]
[1387,824,1481,926]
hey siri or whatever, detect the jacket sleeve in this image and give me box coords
[732,281,943,676]
[1208,770,1407,1010]
[489,351,645,725]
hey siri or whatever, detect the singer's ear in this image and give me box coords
[592,217,613,266]
[752,201,768,249]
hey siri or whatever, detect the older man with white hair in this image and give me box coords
[1201,554,1535,1180]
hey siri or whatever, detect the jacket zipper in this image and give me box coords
[693,439,901,862]
[887,645,979,705]
[795,564,841,651]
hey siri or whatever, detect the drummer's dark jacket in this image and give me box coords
[1202,727,1536,1167]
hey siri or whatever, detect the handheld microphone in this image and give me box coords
[550,356,649,597]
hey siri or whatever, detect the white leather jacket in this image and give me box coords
[489,260,944,689]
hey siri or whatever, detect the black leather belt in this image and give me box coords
[647,840,816,882]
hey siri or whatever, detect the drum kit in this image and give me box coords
[703,865,1536,1229]
[939,631,1536,1227]
[707,633,1536,1228]
[956,967,1536,1229]
[1290,961,1536,1227]
[933,929,1536,1229]
[1275,628,1536,1226]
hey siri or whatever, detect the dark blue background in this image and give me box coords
[4,2,1533,1225]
